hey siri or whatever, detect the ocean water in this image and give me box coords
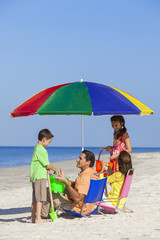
[0,146,160,168]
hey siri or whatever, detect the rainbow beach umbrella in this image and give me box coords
[11,80,153,149]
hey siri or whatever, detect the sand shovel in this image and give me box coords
[47,171,58,221]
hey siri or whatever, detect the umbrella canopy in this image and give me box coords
[11,81,153,117]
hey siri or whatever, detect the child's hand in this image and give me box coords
[105,146,112,151]
[110,155,114,160]
[103,162,109,171]
[110,153,119,160]
[54,169,60,175]
[101,161,109,171]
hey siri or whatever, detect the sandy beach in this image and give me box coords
[0,152,160,240]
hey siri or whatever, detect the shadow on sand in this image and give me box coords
[0,207,31,223]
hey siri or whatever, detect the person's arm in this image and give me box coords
[104,174,116,197]
[101,160,108,172]
[57,172,85,202]
[46,164,58,174]
[65,180,85,202]
[105,146,113,151]
[110,153,119,160]
[124,137,132,153]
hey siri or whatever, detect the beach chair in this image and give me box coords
[56,171,107,217]
[99,168,134,213]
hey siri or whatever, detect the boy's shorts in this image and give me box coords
[32,179,47,202]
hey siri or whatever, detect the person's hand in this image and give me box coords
[103,162,109,171]
[56,174,68,184]
[59,168,65,177]
[54,168,68,184]
[54,169,60,175]
[110,155,114,160]
[101,161,109,171]
[110,154,117,160]
[105,146,112,151]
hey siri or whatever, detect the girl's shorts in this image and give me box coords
[32,179,47,202]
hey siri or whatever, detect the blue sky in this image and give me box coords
[0,0,159,147]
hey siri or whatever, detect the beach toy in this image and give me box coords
[95,159,102,173]
[96,149,103,173]
[96,149,107,178]
[96,148,117,174]
[47,172,58,221]
[49,173,69,194]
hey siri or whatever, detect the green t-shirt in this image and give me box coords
[30,143,50,182]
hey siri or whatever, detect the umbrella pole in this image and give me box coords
[81,115,84,151]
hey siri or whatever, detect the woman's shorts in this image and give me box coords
[32,179,47,202]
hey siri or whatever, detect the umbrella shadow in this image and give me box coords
[0,207,31,223]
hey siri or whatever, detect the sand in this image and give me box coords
[0,152,160,240]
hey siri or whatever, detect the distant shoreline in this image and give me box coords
[0,146,160,148]
[0,146,160,169]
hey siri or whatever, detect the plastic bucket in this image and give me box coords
[96,159,107,178]
[49,175,66,193]
[96,159,102,173]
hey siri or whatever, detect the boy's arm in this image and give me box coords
[46,164,58,173]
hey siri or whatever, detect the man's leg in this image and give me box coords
[52,188,72,211]
[41,188,72,218]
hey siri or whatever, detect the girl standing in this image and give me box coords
[104,115,131,173]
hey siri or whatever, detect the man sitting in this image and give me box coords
[41,150,98,217]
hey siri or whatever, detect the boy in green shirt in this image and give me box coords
[30,129,58,223]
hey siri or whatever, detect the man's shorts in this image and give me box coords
[32,179,47,202]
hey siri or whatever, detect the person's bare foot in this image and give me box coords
[30,219,35,223]
[121,206,126,212]
[35,218,48,223]
[30,217,35,223]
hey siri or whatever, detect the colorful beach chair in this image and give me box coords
[99,168,134,213]
[56,172,107,217]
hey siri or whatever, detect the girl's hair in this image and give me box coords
[118,151,133,176]
[111,115,127,139]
